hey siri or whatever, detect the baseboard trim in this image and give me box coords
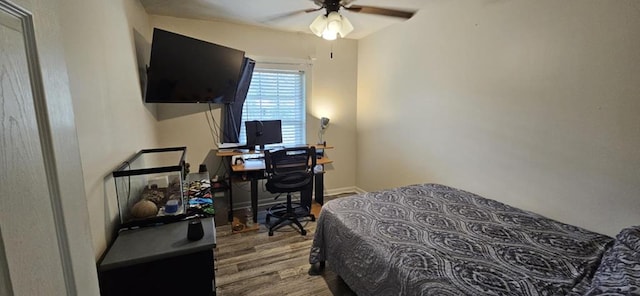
[324,186,366,196]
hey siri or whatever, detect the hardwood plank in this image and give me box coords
[217,255,306,286]
[217,244,292,268]
[217,271,281,296]
[237,248,309,271]
[216,263,238,275]
[214,193,357,295]
[278,263,310,280]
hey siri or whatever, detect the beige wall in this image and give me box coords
[57,3,357,259]
[357,0,640,236]
[60,0,159,257]
[149,16,358,199]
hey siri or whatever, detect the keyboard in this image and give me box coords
[243,153,264,160]
[218,143,243,149]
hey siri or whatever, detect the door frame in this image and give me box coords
[0,0,99,294]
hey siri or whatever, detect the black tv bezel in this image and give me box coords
[144,28,246,104]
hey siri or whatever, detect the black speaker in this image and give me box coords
[187,219,204,241]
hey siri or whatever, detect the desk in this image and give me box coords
[98,218,217,295]
[216,145,333,223]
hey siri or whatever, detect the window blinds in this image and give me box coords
[239,69,306,146]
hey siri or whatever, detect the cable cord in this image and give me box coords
[209,103,222,135]
[206,103,221,145]
[205,112,219,146]
[227,104,240,142]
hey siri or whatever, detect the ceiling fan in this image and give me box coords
[270,0,417,40]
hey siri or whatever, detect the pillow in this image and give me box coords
[576,226,640,295]
[616,226,640,253]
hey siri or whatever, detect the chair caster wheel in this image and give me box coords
[269,231,274,236]
[301,230,307,236]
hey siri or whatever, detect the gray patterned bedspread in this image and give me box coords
[309,184,614,296]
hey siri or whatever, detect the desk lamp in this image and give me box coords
[318,117,330,145]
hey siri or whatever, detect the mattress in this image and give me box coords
[309,184,613,296]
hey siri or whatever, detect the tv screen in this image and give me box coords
[144,28,246,104]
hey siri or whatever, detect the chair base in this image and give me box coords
[266,199,315,236]
[266,202,314,220]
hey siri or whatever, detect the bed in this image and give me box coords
[309,183,640,295]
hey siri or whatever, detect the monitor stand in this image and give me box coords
[258,144,266,152]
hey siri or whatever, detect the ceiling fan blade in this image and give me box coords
[344,5,415,19]
[340,0,357,6]
[262,7,323,23]
[312,0,326,7]
[304,7,324,13]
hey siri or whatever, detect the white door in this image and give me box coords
[0,0,99,295]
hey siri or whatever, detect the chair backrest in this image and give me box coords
[264,146,316,193]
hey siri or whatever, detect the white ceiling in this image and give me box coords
[139,0,426,39]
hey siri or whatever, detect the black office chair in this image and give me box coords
[264,146,316,236]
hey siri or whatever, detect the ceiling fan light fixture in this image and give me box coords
[309,14,328,37]
[309,11,353,40]
[322,30,338,40]
[326,11,342,32]
[337,14,354,37]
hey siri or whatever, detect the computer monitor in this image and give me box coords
[245,120,282,151]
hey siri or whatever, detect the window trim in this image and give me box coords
[239,57,312,147]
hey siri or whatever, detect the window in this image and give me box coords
[239,68,306,147]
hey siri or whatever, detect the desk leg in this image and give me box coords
[314,171,324,205]
[301,186,312,211]
[228,177,234,223]
[222,156,235,223]
[251,178,258,223]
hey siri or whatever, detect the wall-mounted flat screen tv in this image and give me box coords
[144,28,246,104]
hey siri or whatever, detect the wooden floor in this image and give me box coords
[214,195,357,296]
